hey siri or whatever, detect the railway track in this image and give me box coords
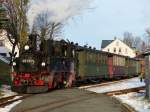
[104,86,145,96]
[14,91,134,112]
[0,94,33,107]
[0,77,142,112]
[79,77,137,89]
[107,86,145,112]
[0,90,137,112]
[19,92,98,112]
[79,78,144,112]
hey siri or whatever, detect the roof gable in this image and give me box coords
[101,40,113,48]
[102,39,133,50]
[112,39,133,50]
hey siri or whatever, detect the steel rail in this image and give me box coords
[0,94,34,107]
[79,77,137,89]
[104,86,145,96]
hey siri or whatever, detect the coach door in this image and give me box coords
[108,56,113,78]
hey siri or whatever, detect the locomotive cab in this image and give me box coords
[48,40,76,88]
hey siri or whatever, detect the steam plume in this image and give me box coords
[27,0,92,30]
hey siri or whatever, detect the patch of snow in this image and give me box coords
[0,85,17,98]
[0,100,22,112]
[86,77,145,93]
[85,77,148,112]
[10,96,22,100]
[114,92,150,112]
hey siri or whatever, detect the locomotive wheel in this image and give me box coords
[53,81,58,89]
[57,82,65,89]
[53,81,65,89]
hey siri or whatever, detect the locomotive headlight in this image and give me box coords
[24,45,29,50]
[41,62,46,67]
[12,62,16,66]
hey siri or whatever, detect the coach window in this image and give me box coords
[86,52,89,64]
[99,54,101,64]
[102,56,104,65]
[100,54,102,64]
[97,54,99,64]
[91,53,93,64]
[87,52,90,64]
[104,56,106,65]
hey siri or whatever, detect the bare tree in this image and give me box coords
[123,32,134,47]
[140,41,147,52]
[133,36,142,51]
[32,11,63,41]
[144,28,150,50]
[146,28,150,37]
[32,11,63,54]
[0,0,29,64]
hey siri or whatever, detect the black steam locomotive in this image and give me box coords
[11,34,77,93]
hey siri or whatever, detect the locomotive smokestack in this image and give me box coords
[29,34,37,51]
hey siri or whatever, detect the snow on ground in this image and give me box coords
[0,100,22,112]
[85,77,149,112]
[114,91,150,112]
[0,85,22,112]
[86,77,145,93]
[0,85,17,98]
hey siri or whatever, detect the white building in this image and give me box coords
[0,40,10,57]
[101,38,136,58]
[0,31,19,57]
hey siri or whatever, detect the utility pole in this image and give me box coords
[143,51,150,99]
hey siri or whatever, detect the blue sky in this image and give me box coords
[64,0,150,49]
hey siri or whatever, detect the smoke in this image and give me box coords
[27,0,92,30]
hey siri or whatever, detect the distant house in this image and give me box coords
[101,38,136,58]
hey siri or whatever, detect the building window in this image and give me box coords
[119,48,121,53]
[0,42,4,46]
[114,48,116,53]
[0,53,6,57]
[108,49,109,52]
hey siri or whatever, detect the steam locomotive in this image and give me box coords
[11,34,144,93]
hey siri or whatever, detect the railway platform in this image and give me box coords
[10,88,131,112]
